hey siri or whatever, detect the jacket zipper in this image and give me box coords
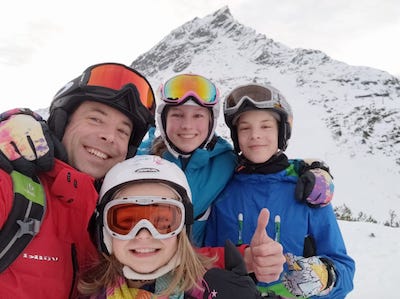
[68,243,78,299]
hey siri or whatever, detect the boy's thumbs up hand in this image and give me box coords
[246,208,285,283]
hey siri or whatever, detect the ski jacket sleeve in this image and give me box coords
[0,169,13,228]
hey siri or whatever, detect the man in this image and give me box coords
[0,62,155,298]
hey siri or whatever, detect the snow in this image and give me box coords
[339,221,400,298]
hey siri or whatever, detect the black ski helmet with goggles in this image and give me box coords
[48,62,155,158]
[224,84,293,153]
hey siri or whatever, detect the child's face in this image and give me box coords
[166,105,211,153]
[111,182,179,274]
[237,110,279,163]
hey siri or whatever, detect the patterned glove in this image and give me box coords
[282,253,336,297]
[202,240,263,299]
[295,161,334,207]
[0,108,66,176]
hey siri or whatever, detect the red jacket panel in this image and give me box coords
[0,160,99,298]
[197,244,248,269]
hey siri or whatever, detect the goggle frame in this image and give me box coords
[103,196,185,240]
[224,84,288,117]
[160,74,219,107]
[80,63,155,110]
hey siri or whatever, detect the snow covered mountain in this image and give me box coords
[131,6,400,223]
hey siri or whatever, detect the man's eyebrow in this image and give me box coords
[90,107,133,129]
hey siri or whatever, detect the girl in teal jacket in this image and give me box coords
[148,74,236,246]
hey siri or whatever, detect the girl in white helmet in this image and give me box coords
[78,155,212,298]
[78,155,266,299]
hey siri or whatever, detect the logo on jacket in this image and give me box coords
[23,253,59,262]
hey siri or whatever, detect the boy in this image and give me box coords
[205,83,355,298]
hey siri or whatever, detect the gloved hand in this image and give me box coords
[282,253,336,297]
[295,161,334,207]
[202,240,263,299]
[0,108,66,176]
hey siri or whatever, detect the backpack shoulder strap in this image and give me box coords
[0,170,46,272]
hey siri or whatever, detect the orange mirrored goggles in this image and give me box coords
[104,196,185,240]
[82,63,155,110]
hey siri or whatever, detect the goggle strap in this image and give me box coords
[184,201,194,225]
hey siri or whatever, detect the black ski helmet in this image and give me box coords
[48,62,155,158]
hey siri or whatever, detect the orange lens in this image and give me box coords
[86,64,154,109]
[107,203,182,235]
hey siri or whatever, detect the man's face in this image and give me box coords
[62,101,133,179]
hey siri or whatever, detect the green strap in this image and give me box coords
[10,171,45,206]
[0,170,46,272]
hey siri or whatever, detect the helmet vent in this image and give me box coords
[134,167,160,173]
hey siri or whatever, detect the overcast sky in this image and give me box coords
[1,0,399,112]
